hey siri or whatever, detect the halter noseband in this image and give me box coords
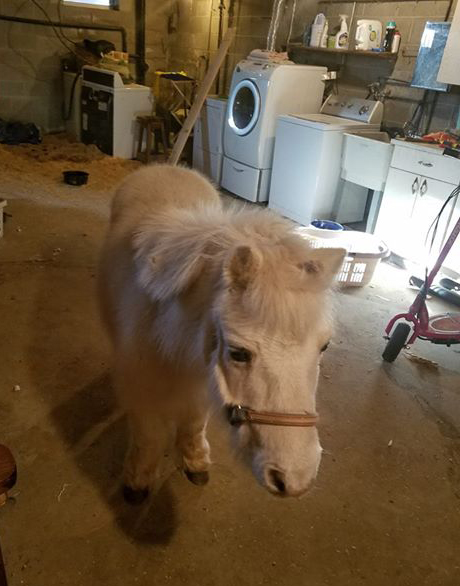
[226,405,318,428]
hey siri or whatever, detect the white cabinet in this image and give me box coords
[443,196,460,276]
[193,97,227,184]
[375,141,460,273]
[438,1,460,85]
[375,168,456,263]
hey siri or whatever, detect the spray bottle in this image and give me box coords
[335,15,349,49]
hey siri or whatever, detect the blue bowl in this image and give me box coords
[311,219,344,231]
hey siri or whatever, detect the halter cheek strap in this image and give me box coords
[226,405,318,428]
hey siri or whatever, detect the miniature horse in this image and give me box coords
[98,164,345,501]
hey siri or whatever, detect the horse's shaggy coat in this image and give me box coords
[98,164,345,498]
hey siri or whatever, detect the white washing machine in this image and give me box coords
[221,58,328,202]
[193,96,227,184]
[268,94,384,225]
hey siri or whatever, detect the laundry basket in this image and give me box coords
[296,227,389,287]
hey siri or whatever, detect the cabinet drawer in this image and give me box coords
[221,158,261,202]
[391,145,460,185]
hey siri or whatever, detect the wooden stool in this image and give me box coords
[0,444,16,586]
[136,115,169,163]
[0,445,16,507]
[0,200,6,239]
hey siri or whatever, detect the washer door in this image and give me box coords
[228,79,260,136]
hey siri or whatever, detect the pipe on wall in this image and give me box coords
[267,0,286,52]
[221,0,236,95]
[135,0,147,84]
[0,13,127,52]
[215,0,226,95]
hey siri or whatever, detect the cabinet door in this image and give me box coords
[443,196,460,277]
[410,176,456,266]
[374,167,419,257]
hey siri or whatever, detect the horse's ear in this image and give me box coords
[299,247,347,290]
[224,245,261,290]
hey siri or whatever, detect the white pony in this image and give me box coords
[98,164,345,502]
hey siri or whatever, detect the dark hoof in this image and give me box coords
[122,484,149,505]
[185,470,209,486]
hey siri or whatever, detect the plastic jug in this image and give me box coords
[355,20,382,50]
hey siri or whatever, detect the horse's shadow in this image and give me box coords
[52,373,178,545]
[23,202,178,545]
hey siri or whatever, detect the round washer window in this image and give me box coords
[228,79,260,136]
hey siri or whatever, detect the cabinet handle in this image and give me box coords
[411,177,419,194]
[420,179,428,196]
[232,166,244,173]
[418,160,433,167]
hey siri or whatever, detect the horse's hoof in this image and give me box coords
[122,484,149,504]
[185,470,209,486]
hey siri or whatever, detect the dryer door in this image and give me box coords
[227,79,260,136]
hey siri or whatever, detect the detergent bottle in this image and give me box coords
[335,15,349,49]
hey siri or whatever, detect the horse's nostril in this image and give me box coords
[268,468,286,494]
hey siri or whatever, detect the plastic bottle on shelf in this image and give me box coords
[335,14,349,49]
[391,30,401,53]
[383,21,396,52]
[310,13,326,47]
[320,20,329,48]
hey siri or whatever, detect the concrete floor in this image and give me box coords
[1,170,460,586]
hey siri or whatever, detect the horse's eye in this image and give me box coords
[229,347,252,363]
[320,342,329,353]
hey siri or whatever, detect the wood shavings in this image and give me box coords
[403,351,438,369]
[57,483,72,502]
[0,134,141,196]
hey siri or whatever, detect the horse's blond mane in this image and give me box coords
[133,202,328,341]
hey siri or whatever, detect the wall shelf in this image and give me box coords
[288,44,398,60]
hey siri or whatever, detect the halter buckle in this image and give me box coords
[226,405,249,427]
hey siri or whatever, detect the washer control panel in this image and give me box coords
[321,94,383,124]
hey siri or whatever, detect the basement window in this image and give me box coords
[64,0,119,8]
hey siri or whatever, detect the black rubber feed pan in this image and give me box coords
[63,170,89,186]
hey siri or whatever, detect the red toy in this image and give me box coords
[383,201,460,362]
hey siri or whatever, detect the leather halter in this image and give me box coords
[226,405,318,428]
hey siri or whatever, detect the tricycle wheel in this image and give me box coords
[382,323,411,362]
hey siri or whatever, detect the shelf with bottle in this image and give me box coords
[288,44,399,60]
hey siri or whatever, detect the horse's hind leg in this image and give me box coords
[123,409,170,503]
[176,402,211,486]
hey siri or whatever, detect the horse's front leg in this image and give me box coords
[176,403,211,486]
[123,409,170,503]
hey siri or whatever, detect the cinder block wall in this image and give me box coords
[0,0,168,133]
[164,0,317,93]
[291,0,460,131]
[166,0,276,93]
[2,0,458,134]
